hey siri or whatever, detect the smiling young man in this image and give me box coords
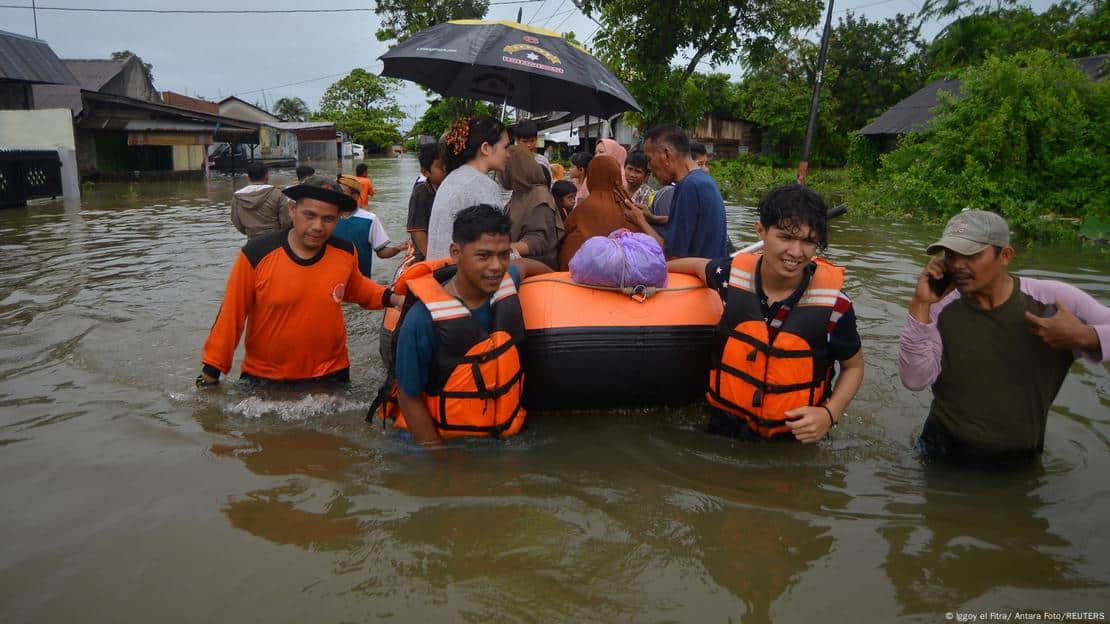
[667,184,865,443]
[380,204,550,447]
[901,210,1110,464]
[197,176,398,388]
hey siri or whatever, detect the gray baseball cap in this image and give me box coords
[925,210,1010,255]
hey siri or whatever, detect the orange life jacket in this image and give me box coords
[375,259,526,438]
[706,252,845,438]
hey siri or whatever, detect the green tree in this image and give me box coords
[924,0,1108,75]
[876,49,1108,236]
[410,98,493,139]
[733,37,842,162]
[375,0,489,44]
[319,69,402,114]
[272,97,310,122]
[828,12,926,135]
[111,50,154,85]
[579,0,822,127]
[316,70,406,150]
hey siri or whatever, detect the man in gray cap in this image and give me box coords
[899,210,1110,464]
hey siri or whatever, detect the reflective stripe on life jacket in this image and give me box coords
[378,270,526,439]
[706,252,845,438]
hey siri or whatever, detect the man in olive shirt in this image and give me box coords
[900,210,1110,464]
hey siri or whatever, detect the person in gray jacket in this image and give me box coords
[230,162,291,239]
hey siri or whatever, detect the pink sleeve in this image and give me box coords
[898,292,958,391]
[1020,277,1110,362]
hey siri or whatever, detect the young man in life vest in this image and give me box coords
[385,204,551,447]
[196,176,402,388]
[901,210,1110,465]
[667,184,865,443]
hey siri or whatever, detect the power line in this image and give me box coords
[527,0,547,23]
[233,71,352,96]
[0,1,543,14]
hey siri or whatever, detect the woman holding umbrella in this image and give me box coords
[426,117,510,260]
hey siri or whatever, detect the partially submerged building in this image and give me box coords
[0,29,81,204]
[29,56,257,180]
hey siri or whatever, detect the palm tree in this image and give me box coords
[273,97,310,122]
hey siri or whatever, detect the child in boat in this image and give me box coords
[666,183,865,444]
[625,150,654,206]
[551,180,578,221]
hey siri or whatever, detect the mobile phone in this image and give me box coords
[928,272,952,297]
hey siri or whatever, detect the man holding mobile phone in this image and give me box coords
[900,210,1110,465]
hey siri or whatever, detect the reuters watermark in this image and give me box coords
[944,612,1106,622]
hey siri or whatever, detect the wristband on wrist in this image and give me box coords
[822,405,836,428]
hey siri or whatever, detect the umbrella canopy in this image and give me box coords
[380,19,640,116]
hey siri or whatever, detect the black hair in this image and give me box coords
[626,150,649,170]
[355,163,368,176]
[452,204,512,245]
[570,151,593,170]
[690,143,708,158]
[551,180,577,202]
[643,124,691,156]
[513,120,538,139]
[246,161,268,182]
[444,116,507,173]
[295,165,315,181]
[418,142,444,172]
[757,184,829,252]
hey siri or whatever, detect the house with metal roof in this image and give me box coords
[0,29,81,205]
[25,50,260,181]
[0,28,77,109]
[859,54,1108,150]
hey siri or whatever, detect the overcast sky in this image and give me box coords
[2,0,1053,132]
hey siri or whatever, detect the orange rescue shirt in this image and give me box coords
[202,230,387,381]
[357,176,374,207]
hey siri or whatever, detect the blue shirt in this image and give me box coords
[333,215,373,277]
[665,169,728,259]
[395,266,521,397]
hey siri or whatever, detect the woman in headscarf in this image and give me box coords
[557,154,646,270]
[502,144,565,269]
[595,138,628,186]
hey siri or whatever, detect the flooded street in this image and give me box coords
[1,157,1108,622]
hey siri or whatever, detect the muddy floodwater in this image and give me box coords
[1,157,1108,623]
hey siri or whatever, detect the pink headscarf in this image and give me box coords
[596,138,627,187]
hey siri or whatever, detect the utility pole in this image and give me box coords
[32,0,39,38]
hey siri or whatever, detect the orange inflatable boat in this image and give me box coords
[378,270,724,410]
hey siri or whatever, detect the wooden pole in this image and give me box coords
[797,0,836,185]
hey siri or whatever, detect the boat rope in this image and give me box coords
[519,277,705,302]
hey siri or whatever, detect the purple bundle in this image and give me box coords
[569,228,668,289]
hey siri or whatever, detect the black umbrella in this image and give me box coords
[380,19,641,116]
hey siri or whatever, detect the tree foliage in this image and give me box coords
[828,12,926,135]
[111,50,154,85]
[374,0,489,44]
[316,70,405,149]
[733,37,843,162]
[875,49,1108,235]
[272,97,310,122]
[925,0,1109,74]
[319,69,402,115]
[579,0,822,128]
[410,98,493,139]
